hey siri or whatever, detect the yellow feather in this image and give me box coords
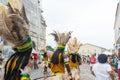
[68,37,82,53]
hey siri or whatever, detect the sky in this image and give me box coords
[42,0,119,49]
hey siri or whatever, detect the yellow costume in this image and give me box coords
[49,53,65,74]
[69,55,79,69]
[68,37,82,80]
[48,31,72,80]
[43,55,48,62]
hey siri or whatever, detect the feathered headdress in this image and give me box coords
[68,37,82,53]
[51,31,72,50]
[50,31,72,65]
[0,1,33,80]
[0,0,32,52]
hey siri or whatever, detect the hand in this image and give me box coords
[68,75,73,80]
[20,66,32,75]
[68,72,72,76]
[68,72,73,80]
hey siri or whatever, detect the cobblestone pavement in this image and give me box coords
[31,63,95,80]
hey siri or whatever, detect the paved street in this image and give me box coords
[80,63,95,80]
[31,63,95,80]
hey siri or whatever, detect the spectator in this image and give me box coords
[86,55,90,64]
[40,51,49,74]
[89,54,96,72]
[118,57,120,80]
[32,53,39,69]
[92,54,114,80]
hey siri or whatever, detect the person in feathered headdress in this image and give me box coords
[48,31,72,80]
[41,50,49,75]
[68,37,82,80]
[0,0,33,80]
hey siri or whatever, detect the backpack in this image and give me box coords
[90,57,96,64]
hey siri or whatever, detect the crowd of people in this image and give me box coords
[0,0,120,80]
[0,33,119,80]
[81,53,118,80]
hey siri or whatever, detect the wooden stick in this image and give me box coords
[32,75,56,80]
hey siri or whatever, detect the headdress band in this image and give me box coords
[16,37,32,52]
[58,44,65,50]
[69,51,73,54]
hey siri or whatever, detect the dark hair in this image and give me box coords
[43,52,47,58]
[4,48,32,80]
[98,54,107,63]
[51,49,64,64]
[70,54,81,63]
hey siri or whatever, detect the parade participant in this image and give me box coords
[42,51,48,75]
[68,37,82,80]
[92,54,114,80]
[48,31,72,80]
[32,52,39,69]
[89,54,96,72]
[0,1,34,80]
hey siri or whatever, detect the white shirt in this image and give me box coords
[92,63,112,80]
[118,60,120,69]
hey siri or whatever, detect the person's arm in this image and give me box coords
[20,61,33,80]
[1,75,4,80]
[64,54,71,74]
[65,64,71,75]
[107,64,114,80]
[108,71,114,80]
[91,70,95,76]
[77,54,82,65]
[47,54,50,68]
[79,57,82,65]
[64,54,72,79]
[65,64,73,80]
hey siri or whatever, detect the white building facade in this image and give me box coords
[114,2,120,44]
[78,43,106,56]
[114,1,120,54]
